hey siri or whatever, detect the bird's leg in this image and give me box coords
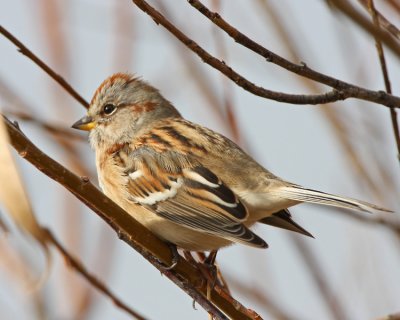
[205,250,218,266]
[194,250,220,296]
[162,243,180,270]
[204,250,218,301]
[183,250,198,265]
[196,250,231,294]
[205,250,218,292]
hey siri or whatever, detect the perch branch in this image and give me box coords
[3,115,258,320]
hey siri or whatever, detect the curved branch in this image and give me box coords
[187,0,400,109]
[129,0,400,108]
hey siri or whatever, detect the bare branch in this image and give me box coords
[366,0,400,163]
[358,0,400,39]
[128,1,381,106]
[129,0,400,108]
[328,0,400,56]
[186,0,400,109]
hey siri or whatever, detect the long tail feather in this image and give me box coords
[276,185,392,213]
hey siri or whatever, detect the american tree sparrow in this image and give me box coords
[72,73,391,251]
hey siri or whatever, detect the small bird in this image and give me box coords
[72,73,391,252]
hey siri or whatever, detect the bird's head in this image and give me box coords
[72,73,180,149]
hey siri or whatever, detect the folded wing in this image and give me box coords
[123,148,268,248]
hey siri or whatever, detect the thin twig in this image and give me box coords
[0,25,88,108]
[4,115,255,320]
[358,0,400,39]
[366,0,400,163]
[328,0,400,56]
[44,229,147,320]
[130,0,400,108]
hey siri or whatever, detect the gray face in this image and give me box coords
[82,74,180,149]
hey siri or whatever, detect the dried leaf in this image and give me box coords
[0,115,50,289]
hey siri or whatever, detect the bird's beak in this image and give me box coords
[71,115,96,131]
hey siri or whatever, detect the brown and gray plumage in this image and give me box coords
[72,73,391,251]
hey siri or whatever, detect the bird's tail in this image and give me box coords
[275,185,392,213]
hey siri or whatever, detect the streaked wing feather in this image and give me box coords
[123,148,267,248]
[156,193,267,247]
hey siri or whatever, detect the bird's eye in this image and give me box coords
[103,104,116,115]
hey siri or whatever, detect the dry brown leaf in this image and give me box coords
[0,115,51,289]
